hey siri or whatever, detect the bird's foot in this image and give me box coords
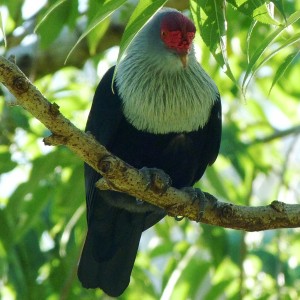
[139,167,172,195]
[180,187,207,222]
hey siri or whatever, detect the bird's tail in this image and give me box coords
[77,207,145,297]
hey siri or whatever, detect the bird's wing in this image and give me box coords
[192,94,222,183]
[84,66,123,221]
[206,94,222,166]
[85,66,122,148]
[79,67,164,295]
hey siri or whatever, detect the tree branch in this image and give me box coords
[1,55,300,231]
[248,125,300,145]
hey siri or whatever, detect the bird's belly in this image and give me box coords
[110,122,203,188]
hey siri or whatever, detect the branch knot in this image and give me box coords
[220,203,234,219]
[49,103,60,116]
[98,155,126,177]
[271,200,286,213]
[13,76,29,93]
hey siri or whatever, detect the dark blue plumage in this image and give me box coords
[78,8,222,297]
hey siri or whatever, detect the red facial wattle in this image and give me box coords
[160,13,196,55]
[161,30,195,54]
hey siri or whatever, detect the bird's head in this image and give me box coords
[160,11,196,67]
[124,9,197,70]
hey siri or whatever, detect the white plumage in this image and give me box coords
[116,8,218,134]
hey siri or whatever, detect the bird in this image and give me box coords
[78,7,222,297]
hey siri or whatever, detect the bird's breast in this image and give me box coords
[116,57,218,134]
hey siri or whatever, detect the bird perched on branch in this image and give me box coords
[78,7,222,297]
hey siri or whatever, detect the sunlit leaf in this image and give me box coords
[272,0,287,22]
[252,3,279,25]
[204,167,229,200]
[269,50,300,94]
[34,0,67,33]
[87,15,110,55]
[228,0,280,25]
[246,20,257,63]
[5,0,23,20]
[36,1,71,49]
[0,9,7,47]
[204,279,233,299]
[116,0,168,66]
[65,0,126,63]
[190,0,237,84]
[242,10,300,94]
[244,32,300,93]
[171,258,211,299]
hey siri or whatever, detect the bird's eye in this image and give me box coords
[161,31,166,37]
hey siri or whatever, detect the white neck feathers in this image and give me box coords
[115,26,218,134]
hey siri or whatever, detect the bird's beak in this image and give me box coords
[179,53,188,68]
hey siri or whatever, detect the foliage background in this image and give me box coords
[1,0,300,299]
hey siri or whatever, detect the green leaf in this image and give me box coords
[5,0,23,20]
[242,10,300,94]
[272,0,287,22]
[116,0,168,66]
[6,148,78,237]
[202,225,228,266]
[0,209,14,249]
[246,20,257,63]
[0,152,17,174]
[87,17,110,55]
[204,167,229,200]
[172,258,211,299]
[35,1,70,49]
[269,50,300,94]
[65,0,127,63]
[204,279,233,299]
[34,0,67,33]
[252,3,279,25]
[228,0,280,25]
[254,32,300,78]
[190,0,237,84]
[0,9,7,47]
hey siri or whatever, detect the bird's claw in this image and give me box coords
[139,167,172,195]
[181,187,207,222]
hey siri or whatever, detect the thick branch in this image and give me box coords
[1,55,300,231]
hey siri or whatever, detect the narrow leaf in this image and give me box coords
[242,10,300,94]
[64,0,126,63]
[191,0,237,84]
[112,0,168,87]
[254,32,300,74]
[269,50,300,94]
[246,20,257,63]
[228,0,284,24]
[116,0,168,66]
[34,0,67,33]
[0,9,7,47]
[253,3,279,25]
[272,0,287,22]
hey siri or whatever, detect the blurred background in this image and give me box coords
[1,0,300,299]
